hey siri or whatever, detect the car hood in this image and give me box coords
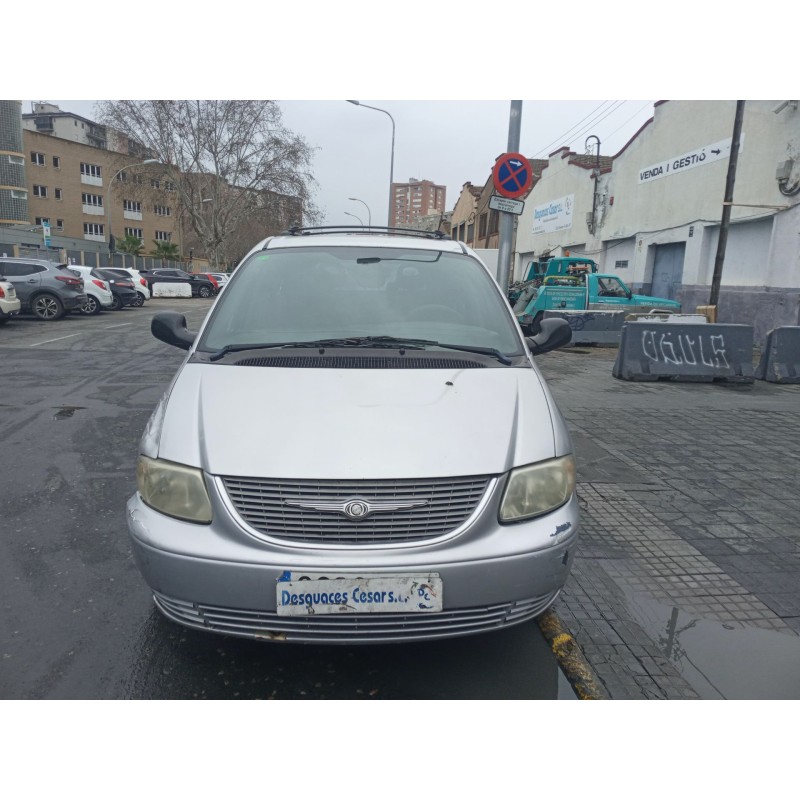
[153,362,562,479]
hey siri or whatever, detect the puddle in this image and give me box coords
[621,587,800,699]
[52,406,85,420]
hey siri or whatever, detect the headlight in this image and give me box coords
[136,456,212,523]
[499,455,576,523]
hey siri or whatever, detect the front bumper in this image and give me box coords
[126,475,580,644]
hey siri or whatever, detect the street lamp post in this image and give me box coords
[344,211,364,226]
[346,101,395,226]
[347,197,372,227]
[106,158,159,259]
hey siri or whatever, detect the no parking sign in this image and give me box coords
[492,152,533,199]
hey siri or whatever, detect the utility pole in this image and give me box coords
[496,101,523,293]
[709,101,746,308]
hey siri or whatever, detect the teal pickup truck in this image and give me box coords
[515,272,681,334]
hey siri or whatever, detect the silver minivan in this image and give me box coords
[127,229,578,644]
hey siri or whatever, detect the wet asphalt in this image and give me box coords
[0,299,575,700]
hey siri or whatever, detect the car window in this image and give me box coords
[1,263,41,276]
[198,245,523,355]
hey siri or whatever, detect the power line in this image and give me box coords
[562,100,628,152]
[530,101,615,159]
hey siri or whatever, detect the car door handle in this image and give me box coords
[28,279,37,283]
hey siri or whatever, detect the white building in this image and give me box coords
[513,100,800,341]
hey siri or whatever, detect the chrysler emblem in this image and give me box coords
[285,496,428,522]
[344,500,369,520]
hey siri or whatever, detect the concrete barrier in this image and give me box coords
[755,326,800,383]
[613,322,754,383]
[625,313,708,324]
[152,282,192,298]
[543,310,626,345]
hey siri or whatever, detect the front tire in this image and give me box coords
[31,293,64,321]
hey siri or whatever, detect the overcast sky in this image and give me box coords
[26,98,656,227]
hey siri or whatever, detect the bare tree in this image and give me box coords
[97,100,318,267]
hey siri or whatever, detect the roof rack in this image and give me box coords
[278,225,451,240]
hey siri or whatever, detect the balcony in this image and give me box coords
[84,233,105,243]
[81,174,102,187]
[124,210,143,220]
[82,203,104,216]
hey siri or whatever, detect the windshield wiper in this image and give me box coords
[207,336,429,361]
[429,342,513,365]
[207,336,513,365]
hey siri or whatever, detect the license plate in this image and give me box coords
[276,572,443,616]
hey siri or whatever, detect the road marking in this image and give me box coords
[105,323,134,329]
[29,333,82,347]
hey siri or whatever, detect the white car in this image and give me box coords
[208,272,230,288]
[103,267,150,306]
[0,278,21,324]
[71,266,113,315]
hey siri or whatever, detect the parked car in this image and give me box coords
[207,272,230,289]
[143,268,216,298]
[101,267,150,306]
[95,268,138,310]
[70,265,114,315]
[128,227,577,644]
[0,278,21,325]
[0,257,87,320]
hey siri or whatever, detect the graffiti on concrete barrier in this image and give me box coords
[564,313,595,331]
[641,330,730,368]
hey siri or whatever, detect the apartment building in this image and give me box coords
[391,178,446,227]
[17,103,179,251]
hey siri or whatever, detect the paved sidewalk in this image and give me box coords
[537,346,800,700]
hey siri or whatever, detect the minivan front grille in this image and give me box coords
[221,475,493,545]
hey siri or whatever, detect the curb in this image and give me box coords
[537,609,610,700]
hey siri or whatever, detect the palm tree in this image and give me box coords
[117,235,144,256]
[151,241,180,261]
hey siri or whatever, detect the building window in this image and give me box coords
[31,152,46,166]
[615,260,629,269]
[55,188,63,200]
[35,217,51,226]
[155,230,172,242]
[82,193,103,207]
[479,213,487,239]
[154,205,171,216]
[33,185,48,198]
[117,171,128,182]
[53,156,61,169]
[80,163,102,178]
[8,155,24,166]
[11,189,27,200]
[84,223,104,236]
[164,181,175,192]
[488,210,499,235]
[123,200,142,213]
[124,227,143,240]
[56,219,64,231]
[150,179,160,189]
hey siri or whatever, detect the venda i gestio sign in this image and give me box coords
[638,135,745,184]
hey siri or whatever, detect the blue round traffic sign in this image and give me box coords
[492,152,533,199]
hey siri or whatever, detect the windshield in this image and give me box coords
[197,246,523,355]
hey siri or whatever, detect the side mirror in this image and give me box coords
[152,312,196,351]
[525,318,572,355]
